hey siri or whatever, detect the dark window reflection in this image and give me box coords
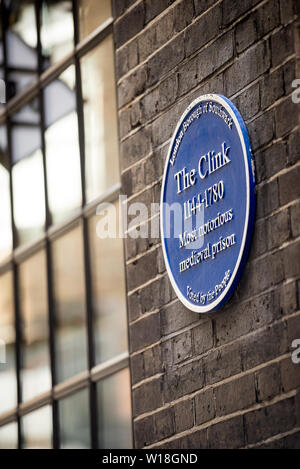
[52,226,88,383]
[5,0,38,98]
[19,250,51,402]
[59,388,90,449]
[41,0,74,70]
[44,65,82,224]
[81,35,119,202]
[0,125,13,261]
[97,369,132,449]
[11,98,45,245]
[78,0,111,40]
[0,271,17,415]
[89,203,128,364]
[21,405,52,448]
[0,421,18,449]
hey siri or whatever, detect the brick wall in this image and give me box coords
[113,0,300,448]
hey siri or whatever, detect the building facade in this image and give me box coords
[0,0,299,449]
[116,0,300,449]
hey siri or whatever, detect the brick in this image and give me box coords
[236,15,257,53]
[267,209,290,250]
[139,275,175,316]
[114,2,145,48]
[173,0,194,33]
[118,65,147,107]
[163,360,205,402]
[234,82,260,120]
[245,397,296,444]
[215,373,256,416]
[141,74,178,123]
[208,415,245,448]
[283,58,296,95]
[256,363,281,401]
[178,56,199,96]
[249,218,268,258]
[138,26,159,64]
[216,290,280,346]
[287,129,300,166]
[174,399,194,432]
[287,314,300,345]
[134,415,155,448]
[197,31,234,84]
[205,342,242,385]
[239,251,284,298]
[185,3,222,58]
[161,300,199,336]
[129,312,161,353]
[144,0,176,24]
[247,109,274,151]
[147,33,185,87]
[173,330,193,364]
[291,201,300,238]
[128,291,142,322]
[193,320,214,355]
[144,146,166,184]
[154,407,175,442]
[240,322,288,371]
[132,377,163,416]
[126,250,159,292]
[280,357,300,392]
[119,108,132,140]
[256,178,279,219]
[115,40,138,79]
[143,344,163,378]
[283,240,300,279]
[271,24,294,68]
[151,95,189,147]
[255,0,280,36]
[194,388,216,424]
[174,429,208,449]
[194,0,216,16]
[280,281,298,315]
[260,68,284,110]
[130,353,145,385]
[279,166,300,206]
[279,0,299,25]
[275,98,298,138]
[222,0,260,26]
[120,126,151,171]
[112,0,136,18]
[262,141,287,180]
[225,41,271,96]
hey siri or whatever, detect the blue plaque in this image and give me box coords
[160,94,255,313]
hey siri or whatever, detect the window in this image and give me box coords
[0,1,132,449]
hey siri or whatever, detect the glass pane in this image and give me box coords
[0,421,18,449]
[89,202,128,365]
[52,226,88,383]
[81,35,120,202]
[41,0,74,70]
[59,388,90,449]
[44,66,82,224]
[21,405,52,448]
[19,250,51,402]
[11,98,45,245]
[5,1,38,97]
[0,125,13,261]
[97,369,132,449]
[0,271,17,415]
[78,0,112,40]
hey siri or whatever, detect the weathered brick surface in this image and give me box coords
[115,0,300,448]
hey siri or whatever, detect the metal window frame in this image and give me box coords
[0,0,131,450]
